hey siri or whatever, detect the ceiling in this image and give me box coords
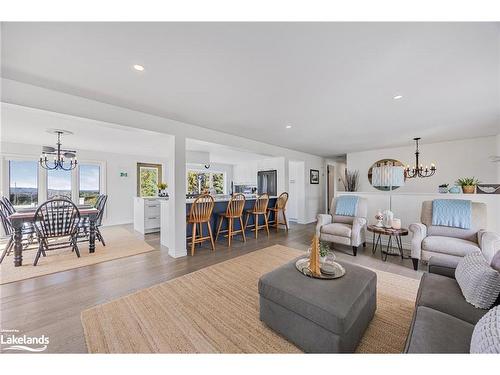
[1,104,173,157]
[186,138,270,164]
[1,104,269,164]
[1,22,499,157]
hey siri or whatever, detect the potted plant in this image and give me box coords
[455,177,480,194]
[157,182,168,197]
[438,183,449,194]
[319,241,332,263]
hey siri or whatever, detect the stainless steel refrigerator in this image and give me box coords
[257,170,277,196]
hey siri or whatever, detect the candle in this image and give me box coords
[392,218,402,230]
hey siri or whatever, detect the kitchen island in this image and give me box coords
[186,195,278,241]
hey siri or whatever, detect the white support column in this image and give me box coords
[283,157,290,228]
[166,135,187,258]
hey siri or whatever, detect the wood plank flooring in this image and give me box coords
[0,223,423,353]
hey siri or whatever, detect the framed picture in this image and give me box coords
[476,184,500,194]
[310,169,320,184]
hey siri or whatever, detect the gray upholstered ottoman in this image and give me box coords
[258,258,377,353]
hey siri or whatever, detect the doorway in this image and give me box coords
[327,164,335,211]
[288,160,305,223]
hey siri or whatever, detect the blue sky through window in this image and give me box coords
[79,164,100,191]
[9,160,38,188]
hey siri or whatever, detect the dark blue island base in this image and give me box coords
[186,197,278,244]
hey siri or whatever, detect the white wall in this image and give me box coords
[347,136,499,193]
[497,134,500,179]
[1,141,169,227]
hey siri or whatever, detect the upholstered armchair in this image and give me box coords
[409,200,500,270]
[315,196,367,256]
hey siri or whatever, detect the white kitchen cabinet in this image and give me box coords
[133,197,165,234]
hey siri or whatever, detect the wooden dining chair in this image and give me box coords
[216,193,246,246]
[187,194,215,256]
[78,194,108,246]
[33,199,81,266]
[0,200,36,264]
[244,193,270,239]
[268,192,289,231]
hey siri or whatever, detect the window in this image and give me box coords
[137,163,162,197]
[79,164,100,205]
[9,160,38,207]
[47,168,72,199]
[187,170,225,195]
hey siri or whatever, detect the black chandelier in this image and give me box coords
[39,130,78,171]
[404,137,436,179]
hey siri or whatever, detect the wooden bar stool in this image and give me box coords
[244,193,270,239]
[215,193,246,246]
[187,194,215,256]
[268,192,289,231]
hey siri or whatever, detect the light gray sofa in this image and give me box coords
[316,197,367,256]
[405,255,500,353]
[408,201,499,270]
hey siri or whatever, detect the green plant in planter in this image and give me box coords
[157,182,168,190]
[455,177,480,187]
[319,241,330,257]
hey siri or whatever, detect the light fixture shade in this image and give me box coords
[372,165,405,189]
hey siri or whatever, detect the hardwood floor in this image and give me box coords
[0,223,423,353]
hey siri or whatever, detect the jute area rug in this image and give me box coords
[81,244,420,353]
[0,226,155,285]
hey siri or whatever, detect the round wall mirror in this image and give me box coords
[368,159,406,191]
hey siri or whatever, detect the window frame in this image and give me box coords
[137,162,163,197]
[186,168,227,195]
[7,158,40,208]
[1,154,106,208]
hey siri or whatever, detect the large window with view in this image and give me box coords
[47,168,72,200]
[187,170,225,195]
[9,160,39,207]
[79,164,100,205]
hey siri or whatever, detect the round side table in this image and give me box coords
[367,225,409,261]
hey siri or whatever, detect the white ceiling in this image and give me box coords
[0,104,173,157]
[1,22,499,157]
[186,138,271,164]
[1,104,269,164]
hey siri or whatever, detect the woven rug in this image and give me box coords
[81,244,420,353]
[0,226,155,284]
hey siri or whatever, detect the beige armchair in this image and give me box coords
[316,196,367,256]
[409,200,500,270]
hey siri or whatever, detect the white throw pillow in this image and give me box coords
[455,253,500,309]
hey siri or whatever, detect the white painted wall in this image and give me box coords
[347,136,499,193]
[497,134,500,179]
[288,160,305,222]
[0,141,169,227]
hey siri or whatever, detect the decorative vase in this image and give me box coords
[438,187,448,194]
[382,210,394,228]
[158,189,169,197]
[462,185,475,194]
[449,186,462,194]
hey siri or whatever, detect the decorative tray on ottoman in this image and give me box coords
[295,257,346,279]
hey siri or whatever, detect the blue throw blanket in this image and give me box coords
[432,199,472,229]
[335,196,359,216]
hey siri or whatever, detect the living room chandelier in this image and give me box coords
[39,129,78,171]
[404,137,436,179]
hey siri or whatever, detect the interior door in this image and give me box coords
[327,164,335,210]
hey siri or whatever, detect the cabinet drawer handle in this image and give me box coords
[148,216,159,220]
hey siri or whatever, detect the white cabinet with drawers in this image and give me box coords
[133,197,166,234]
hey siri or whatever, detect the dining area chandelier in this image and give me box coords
[39,129,78,171]
[404,137,436,179]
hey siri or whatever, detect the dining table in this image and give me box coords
[7,206,99,267]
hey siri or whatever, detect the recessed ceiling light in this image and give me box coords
[133,64,145,71]
[286,125,292,129]
[393,95,403,100]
